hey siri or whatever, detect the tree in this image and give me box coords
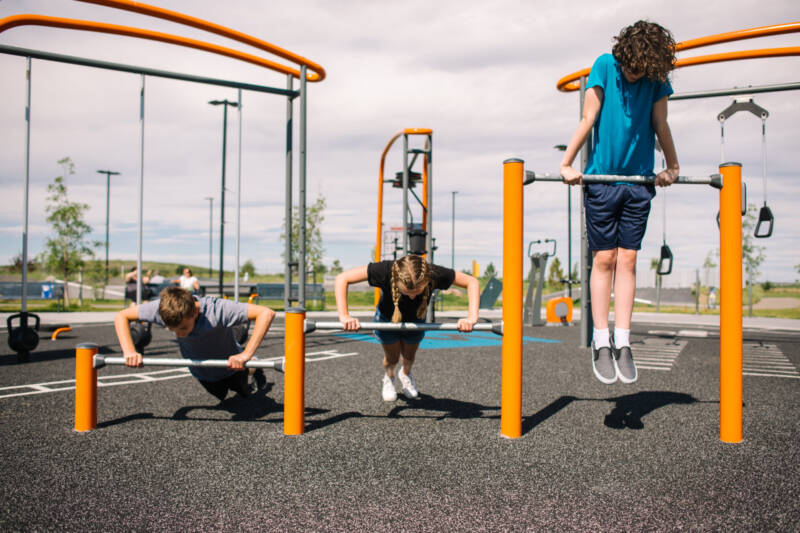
[329,259,343,276]
[482,262,497,280]
[10,253,38,273]
[281,193,326,277]
[547,257,565,290]
[241,259,256,278]
[702,249,718,287]
[43,157,98,306]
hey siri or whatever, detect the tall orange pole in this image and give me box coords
[74,342,98,432]
[719,163,743,443]
[501,159,523,438]
[284,308,306,435]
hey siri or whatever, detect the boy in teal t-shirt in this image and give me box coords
[560,20,680,385]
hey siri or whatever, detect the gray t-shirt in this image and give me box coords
[138,296,249,382]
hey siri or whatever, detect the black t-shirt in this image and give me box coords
[367,260,455,321]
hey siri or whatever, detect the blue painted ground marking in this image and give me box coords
[333,330,560,350]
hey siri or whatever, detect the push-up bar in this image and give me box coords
[523,171,723,189]
[304,319,503,336]
[93,355,284,372]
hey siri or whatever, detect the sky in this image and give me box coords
[0,0,798,286]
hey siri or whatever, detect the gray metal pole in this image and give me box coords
[425,134,433,259]
[137,74,145,305]
[695,268,700,315]
[402,134,409,254]
[105,172,110,288]
[578,75,592,348]
[235,89,242,301]
[96,170,119,290]
[219,102,228,297]
[22,57,31,312]
[284,74,293,310]
[451,190,457,268]
[299,65,307,308]
[205,197,213,277]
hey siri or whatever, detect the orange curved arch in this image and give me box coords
[0,14,324,82]
[557,22,800,92]
[375,128,433,306]
[77,0,325,82]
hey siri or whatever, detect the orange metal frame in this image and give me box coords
[556,22,800,92]
[374,128,433,305]
[0,0,325,82]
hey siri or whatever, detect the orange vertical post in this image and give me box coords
[74,342,98,432]
[719,162,743,443]
[284,307,306,435]
[501,159,524,438]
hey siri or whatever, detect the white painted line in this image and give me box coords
[636,365,671,371]
[0,349,361,400]
[677,330,709,338]
[743,372,800,379]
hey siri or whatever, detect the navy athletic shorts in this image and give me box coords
[372,310,425,346]
[583,183,654,251]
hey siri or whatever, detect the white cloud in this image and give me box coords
[1,0,798,281]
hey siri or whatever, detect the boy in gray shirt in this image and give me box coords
[114,286,276,401]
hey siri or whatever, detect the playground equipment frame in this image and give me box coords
[1,0,325,312]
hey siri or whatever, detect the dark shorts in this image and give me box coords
[372,310,425,346]
[198,371,250,401]
[584,183,654,251]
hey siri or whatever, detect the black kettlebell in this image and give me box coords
[233,321,250,346]
[7,312,40,362]
[130,321,152,354]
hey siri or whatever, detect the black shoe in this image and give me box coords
[253,368,267,391]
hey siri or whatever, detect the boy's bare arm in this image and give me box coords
[114,306,143,367]
[228,304,276,368]
[560,86,603,184]
[652,96,679,186]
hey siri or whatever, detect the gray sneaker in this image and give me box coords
[592,342,617,384]
[613,345,638,384]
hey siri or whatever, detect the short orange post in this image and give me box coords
[74,342,98,432]
[719,162,743,443]
[284,308,306,435]
[501,159,524,438]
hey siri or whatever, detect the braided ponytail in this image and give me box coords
[390,260,403,323]
[415,260,431,320]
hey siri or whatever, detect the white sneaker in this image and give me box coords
[398,368,419,399]
[382,375,397,402]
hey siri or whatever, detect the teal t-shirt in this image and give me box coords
[584,53,672,177]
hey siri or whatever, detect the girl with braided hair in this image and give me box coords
[335,255,480,401]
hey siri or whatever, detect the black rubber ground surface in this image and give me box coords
[1,319,799,531]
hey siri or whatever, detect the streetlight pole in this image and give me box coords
[554,144,571,297]
[205,196,213,278]
[209,99,238,297]
[451,190,458,269]
[96,169,120,291]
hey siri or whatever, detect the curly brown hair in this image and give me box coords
[612,20,676,83]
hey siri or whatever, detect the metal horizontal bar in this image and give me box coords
[671,82,800,101]
[94,355,283,371]
[524,171,722,189]
[306,320,503,336]
[0,44,300,97]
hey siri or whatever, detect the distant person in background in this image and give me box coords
[174,267,200,293]
[707,287,716,309]
[149,270,166,285]
[125,266,153,302]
